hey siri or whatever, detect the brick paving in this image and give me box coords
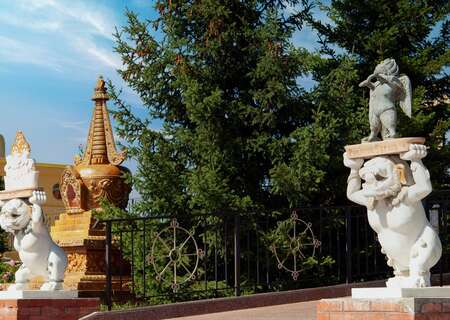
[168,300,318,320]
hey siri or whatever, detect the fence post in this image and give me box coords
[234,214,241,297]
[345,208,352,284]
[105,221,112,311]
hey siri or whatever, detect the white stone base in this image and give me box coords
[0,290,78,299]
[352,287,450,299]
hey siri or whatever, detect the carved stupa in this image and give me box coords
[60,76,131,212]
[51,77,131,292]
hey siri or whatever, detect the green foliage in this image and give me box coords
[0,259,19,285]
[302,0,450,194]
[110,0,314,214]
[270,111,339,206]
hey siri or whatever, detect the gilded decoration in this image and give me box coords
[85,176,131,209]
[78,76,127,167]
[59,75,131,212]
[66,252,87,273]
[11,131,31,155]
[64,251,107,274]
[53,76,132,292]
[60,167,85,213]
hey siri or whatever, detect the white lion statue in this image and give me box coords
[344,144,442,288]
[0,191,67,291]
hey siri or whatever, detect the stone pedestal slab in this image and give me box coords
[353,287,450,299]
[0,188,43,201]
[0,297,99,320]
[345,137,425,159]
[317,297,450,320]
[0,291,78,299]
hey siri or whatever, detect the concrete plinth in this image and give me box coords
[353,287,450,299]
[317,296,450,320]
[0,295,99,320]
[0,290,78,299]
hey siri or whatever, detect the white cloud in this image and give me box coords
[73,37,122,70]
[15,0,116,39]
[0,0,121,73]
[0,11,61,32]
[0,36,64,71]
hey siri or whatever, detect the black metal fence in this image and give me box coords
[103,191,450,310]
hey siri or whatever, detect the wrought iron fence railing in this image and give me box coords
[102,190,450,310]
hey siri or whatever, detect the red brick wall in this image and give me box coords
[0,298,99,320]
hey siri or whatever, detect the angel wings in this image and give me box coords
[398,75,412,118]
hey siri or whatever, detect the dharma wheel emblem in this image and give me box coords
[270,211,321,280]
[147,219,204,292]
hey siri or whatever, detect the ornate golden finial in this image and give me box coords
[11,131,31,155]
[78,77,127,166]
[92,75,109,101]
[60,77,131,212]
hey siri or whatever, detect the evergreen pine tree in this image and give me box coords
[110,1,314,215]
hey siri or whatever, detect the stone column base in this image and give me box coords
[0,298,99,320]
[317,297,450,320]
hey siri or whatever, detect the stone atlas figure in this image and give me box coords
[0,132,68,291]
[344,146,441,288]
[344,58,441,288]
[359,58,412,142]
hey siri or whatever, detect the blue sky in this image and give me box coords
[0,0,155,165]
[0,0,327,166]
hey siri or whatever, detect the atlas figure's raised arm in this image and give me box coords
[28,191,47,232]
[343,153,368,207]
[400,144,432,202]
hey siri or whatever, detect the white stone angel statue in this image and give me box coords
[359,58,412,142]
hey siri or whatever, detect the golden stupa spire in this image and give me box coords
[76,76,127,166]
